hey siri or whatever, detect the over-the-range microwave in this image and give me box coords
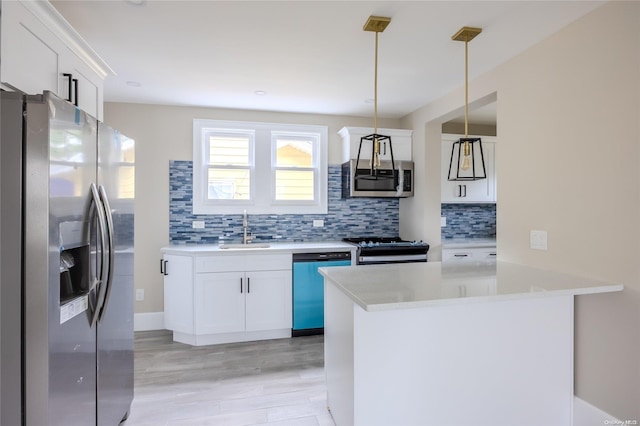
[342,159,414,198]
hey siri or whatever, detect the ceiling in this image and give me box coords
[51,1,605,122]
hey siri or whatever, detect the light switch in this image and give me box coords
[441,216,447,227]
[135,289,144,301]
[530,230,548,250]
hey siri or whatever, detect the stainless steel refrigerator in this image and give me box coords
[1,91,135,425]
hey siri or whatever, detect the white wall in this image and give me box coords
[103,103,401,314]
[400,1,639,420]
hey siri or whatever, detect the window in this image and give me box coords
[206,130,253,201]
[193,119,327,215]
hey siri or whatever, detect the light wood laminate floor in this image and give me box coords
[125,331,335,426]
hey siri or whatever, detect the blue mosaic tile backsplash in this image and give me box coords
[169,161,399,244]
[441,203,496,239]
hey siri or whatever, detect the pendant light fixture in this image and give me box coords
[447,26,487,181]
[355,15,395,181]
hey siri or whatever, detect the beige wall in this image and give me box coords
[103,102,401,314]
[401,1,640,419]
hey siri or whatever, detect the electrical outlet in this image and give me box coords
[530,230,548,250]
[441,216,447,227]
[313,219,324,228]
[192,220,205,229]
[135,289,144,301]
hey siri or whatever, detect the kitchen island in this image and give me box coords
[319,261,623,426]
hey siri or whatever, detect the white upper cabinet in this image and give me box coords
[441,134,497,203]
[1,1,114,120]
[339,127,413,163]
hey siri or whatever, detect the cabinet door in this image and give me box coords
[442,136,496,203]
[1,1,63,95]
[195,272,245,334]
[163,255,194,334]
[59,56,102,119]
[245,270,292,332]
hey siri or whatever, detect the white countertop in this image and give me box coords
[319,261,623,312]
[161,241,356,255]
[442,237,497,249]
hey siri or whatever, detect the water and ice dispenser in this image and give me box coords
[59,221,90,305]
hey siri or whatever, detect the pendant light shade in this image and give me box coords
[447,26,487,182]
[355,15,395,181]
[447,137,486,180]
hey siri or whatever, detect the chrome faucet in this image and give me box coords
[242,210,253,244]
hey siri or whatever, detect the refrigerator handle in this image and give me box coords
[97,185,115,322]
[89,183,109,327]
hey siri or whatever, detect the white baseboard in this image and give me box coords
[134,312,165,331]
[573,396,620,426]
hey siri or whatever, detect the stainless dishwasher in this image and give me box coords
[292,252,351,336]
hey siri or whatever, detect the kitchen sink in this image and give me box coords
[219,243,271,249]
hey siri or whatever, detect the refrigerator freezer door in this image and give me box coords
[24,91,98,426]
[96,123,134,425]
[1,92,25,426]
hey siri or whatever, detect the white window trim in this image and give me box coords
[193,119,328,215]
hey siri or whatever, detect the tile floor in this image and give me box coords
[125,331,335,426]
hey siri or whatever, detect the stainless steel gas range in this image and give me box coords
[343,237,430,265]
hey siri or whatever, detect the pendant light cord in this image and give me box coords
[374,31,379,134]
[464,35,469,138]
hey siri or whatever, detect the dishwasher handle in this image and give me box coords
[293,252,352,262]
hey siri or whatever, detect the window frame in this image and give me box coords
[193,119,327,215]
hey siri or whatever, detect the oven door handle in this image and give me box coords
[358,254,427,264]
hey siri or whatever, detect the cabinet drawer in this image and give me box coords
[442,247,497,263]
[195,253,292,273]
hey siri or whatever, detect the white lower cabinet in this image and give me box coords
[195,272,245,335]
[163,252,292,346]
[244,270,292,331]
[195,269,291,335]
[162,254,194,334]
